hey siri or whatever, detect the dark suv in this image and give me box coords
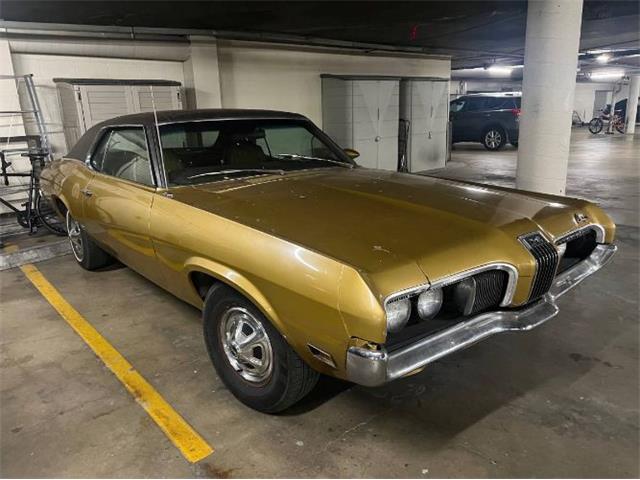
[450,93,521,151]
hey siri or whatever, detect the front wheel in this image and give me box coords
[482,127,506,150]
[203,285,319,413]
[588,118,603,134]
[615,122,625,134]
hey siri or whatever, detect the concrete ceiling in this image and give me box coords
[1,1,638,69]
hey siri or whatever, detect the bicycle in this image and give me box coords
[0,149,66,236]
[588,109,625,134]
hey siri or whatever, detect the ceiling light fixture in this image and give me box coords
[589,69,625,80]
[596,53,611,63]
[486,65,514,76]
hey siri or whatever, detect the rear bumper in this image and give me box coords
[346,243,617,387]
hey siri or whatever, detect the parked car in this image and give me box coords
[450,93,521,150]
[41,109,616,412]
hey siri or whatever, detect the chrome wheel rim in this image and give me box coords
[485,130,502,149]
[219,306,273,384]
[66,212,84,262]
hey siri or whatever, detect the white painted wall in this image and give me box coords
[574,81,629,121]
[9,39,449,157]
[10,53,185,156]
[217,40,450,126]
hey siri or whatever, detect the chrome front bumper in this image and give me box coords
[346,243,617,387]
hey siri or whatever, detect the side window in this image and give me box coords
[485,97,504,110]
[90,131,111,171]
[100,128,154,186]
[464,97,487,112]
[450,99,466,112]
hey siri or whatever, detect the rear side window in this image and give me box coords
[92,127,154,187]
[464,97,487,112]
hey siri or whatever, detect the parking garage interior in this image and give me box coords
[0,1,638,478]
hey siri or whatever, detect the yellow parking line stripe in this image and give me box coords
[19,262,214,463]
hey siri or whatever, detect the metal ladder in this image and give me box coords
[0,74,53,235]
[0,74,52,161]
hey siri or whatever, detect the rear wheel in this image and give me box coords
[203,285,319,413]
[66,211,113,270]
[615,122,625,134]
[482,127,506,150]
[37,194,66,236]
[588,118,603,134]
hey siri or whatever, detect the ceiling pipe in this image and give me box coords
[0,20,450,60]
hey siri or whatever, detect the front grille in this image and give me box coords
[521,232,559,301]
[557,228,598,274]
[469,270,508,314]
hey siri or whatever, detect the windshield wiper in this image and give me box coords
[275,153,354,168]
[187,169,285,180]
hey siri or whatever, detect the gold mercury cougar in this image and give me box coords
[41,109,617,412]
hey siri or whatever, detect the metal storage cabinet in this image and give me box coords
[399,78,449,172]
[54,78,183,151]
[322,75,399,171]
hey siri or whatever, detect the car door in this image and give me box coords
[82,126,161,283]
[449,97,467,141]
[457,96,489,141]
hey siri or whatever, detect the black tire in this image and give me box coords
[482,127,506,151]
[510,141,518,148]
[615,122,625,134]
[66,211,113,270]
[36,194,66,236]
[203,284,319,413]
[588,118,603,134]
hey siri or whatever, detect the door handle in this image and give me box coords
[80,188,93,197]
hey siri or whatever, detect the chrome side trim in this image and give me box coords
[555,223,605,244]
[347,243,616,387]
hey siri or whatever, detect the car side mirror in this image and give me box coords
[343,148,360,160]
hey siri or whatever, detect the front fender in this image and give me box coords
[183,256,287,337]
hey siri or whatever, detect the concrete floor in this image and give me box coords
[1,129,638,477]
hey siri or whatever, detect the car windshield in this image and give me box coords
[159,119,353,186]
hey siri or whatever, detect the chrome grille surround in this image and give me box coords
[555,223,605,244]
[383,263,519,312]
[520,232,560,301]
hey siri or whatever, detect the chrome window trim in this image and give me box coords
[383,262,518,309]
[555,223,605,244]
[155,116,305,126]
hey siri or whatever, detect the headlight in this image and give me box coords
[385,297,411,333]
[557,242,567,257]
[417,288,443,320]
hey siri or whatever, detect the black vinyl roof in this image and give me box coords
[67,109,309,160]
[100,109,307,126]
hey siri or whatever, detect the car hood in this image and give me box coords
[169,167,596,284]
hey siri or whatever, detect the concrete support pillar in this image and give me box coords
[183,36,222,109]
[516,0,583,195]
[625,76,640,134]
